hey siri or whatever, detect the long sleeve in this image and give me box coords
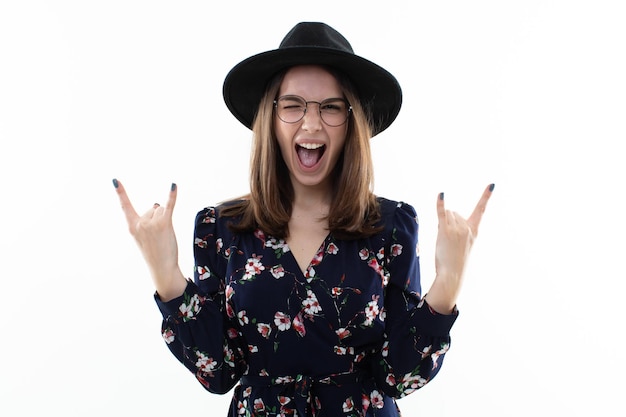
[373,201,458,398]
[154,206,247,394]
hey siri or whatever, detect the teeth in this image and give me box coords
[298,143,324,150]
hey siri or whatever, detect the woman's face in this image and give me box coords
[274,65,348,191]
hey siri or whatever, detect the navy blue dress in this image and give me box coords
[155,198,458,416]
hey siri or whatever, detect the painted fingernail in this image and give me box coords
[112,178,119,188]
[489,183,495,192]
[439,192,444,200]
[171,183,177,191]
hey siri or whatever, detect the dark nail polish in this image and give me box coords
[112,178,119,188]
[171,183,177,191]
[439,192,444,200]
[489,183,495,192]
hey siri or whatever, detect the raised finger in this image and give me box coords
[467,183,495,233]
[165,183,177,215]
[113,178,140,223]
[436,192,447,225]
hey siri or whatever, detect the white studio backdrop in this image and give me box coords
[0,1,624,416]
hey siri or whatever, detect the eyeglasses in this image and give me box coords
[274,95,352,127]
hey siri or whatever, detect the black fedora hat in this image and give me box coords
[222,22,402,137]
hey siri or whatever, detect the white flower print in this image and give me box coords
[390,243,403,257]
[271,264,285,279]
[243,255,265,280]
[216,237,223,253]
[342,397,354,412]
[265,237,290,253]
[257,323,272,339]
[326,242,338,255]
[197,265,211,280]
[359,248,369,260]
[302,289,322,315]
[274,312,291,331]
[370,390,384,409]
[397,371,428,395]
[363,296,380,326]
[194,237,207,248]
[195,351,217,373]
[162,328,175,344]
[237,310,249,326]
[179,294,202,321]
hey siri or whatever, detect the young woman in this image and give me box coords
[113,22,493,417]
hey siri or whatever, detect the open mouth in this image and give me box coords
[296,143,326,168]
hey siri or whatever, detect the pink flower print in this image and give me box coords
[243,386,252,398]
[354,352,366,363]
[197,265,211,280]
[278,396,291,406]
[370,390,384,409]
[302,290,322,315]
[227,328,239,339]
[224,247,231,257]
[237,310,249,326]
[162,328,175,344]
[292,312,306,337]
[359,248,369,260]
[248,345,258,353]
[385,373,396,386]
[326,242,339,255]
[253,398,265,413]
[243,255,265,280]
[225,301,235,319]
[335,328,351,340]
[379,307,387,322]
[342,396,354,412]
[271,265,285,279]
[257,323,272,339]
[259,369,269,376]
[194,237,207,248]
[310,245,324,266]
[253,229,266,242]
[367,258,383,275]
[362,394,370,414]
[331,287,343,297]
[195,351,217,373]
[377,247,384,260]
[225,285,234,301]
[216,238,223,253]
[274,312,291,331]
[390,243,403,257]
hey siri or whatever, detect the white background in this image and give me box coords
[1,1,624,415]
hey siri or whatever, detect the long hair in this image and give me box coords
[221,67,382,240]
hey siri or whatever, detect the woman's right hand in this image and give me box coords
[113,179,187,301]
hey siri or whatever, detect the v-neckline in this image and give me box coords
[285,234,330,278]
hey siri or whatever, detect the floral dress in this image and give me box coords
[155,198,458,417]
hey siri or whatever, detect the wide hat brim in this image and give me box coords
[222,24,402,137]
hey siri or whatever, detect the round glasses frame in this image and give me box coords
[274,95,352,127]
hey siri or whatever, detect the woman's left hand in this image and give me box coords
[425,184,494,314]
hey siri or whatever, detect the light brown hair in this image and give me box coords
[221,67,382,240]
